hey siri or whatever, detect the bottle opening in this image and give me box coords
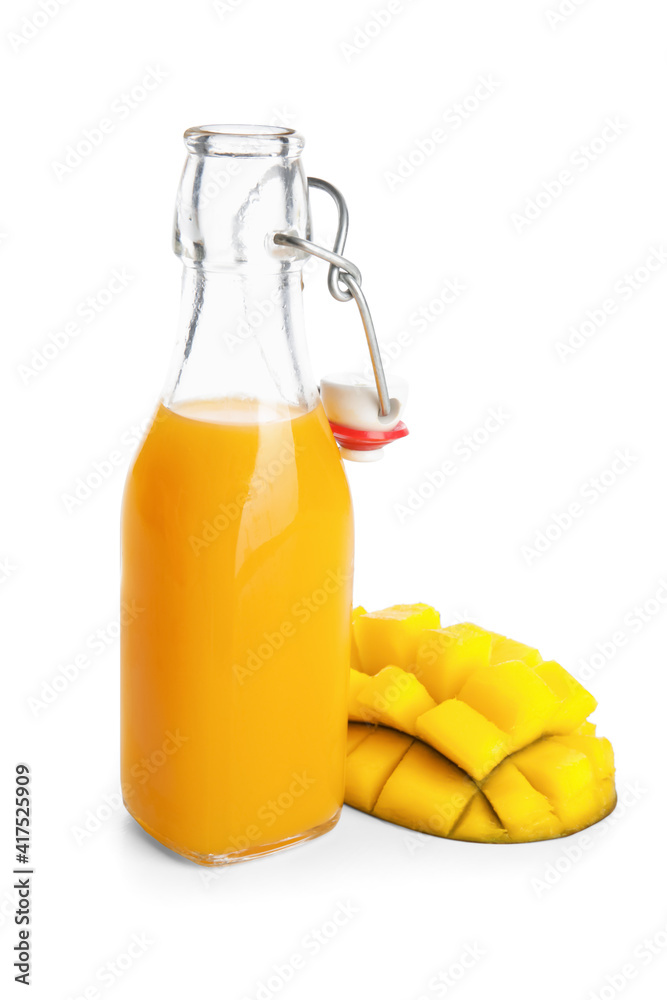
[184,124,304,158]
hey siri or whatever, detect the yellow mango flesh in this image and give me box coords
[491,636,543,667]
[459,660,559,750]
[534,660,598,735]
[345,726,413,813]
[346,721,371,755]
[482,761,563,841]
[348,668,373,722]
[356,665,436,735]
[353,604,441,676]
[416,699,510,781]
[450,792,509,844]
[412,623,494,701]
[343,608,616,845]
[374,740,477,837]
[350,606,367,672]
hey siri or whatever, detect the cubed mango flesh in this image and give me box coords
[412,623,493,700]
[346,721,372,755]
[512,739,596,829]
[356,666,437,735]
[491,636,543,667]
[345,726,413,813]
[348,668,373,722]
[449,792,509,844]
[459,660,559,750]
[353,604,441,676]
[374,741,477,837]
[482,761,563,842]
[415,699,510,781]
[534,660,598,735]
[343,606,615,845]
[350,606,367,672]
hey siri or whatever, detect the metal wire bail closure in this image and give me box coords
[274,178,392,419]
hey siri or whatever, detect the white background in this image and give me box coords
[3,0,667,997]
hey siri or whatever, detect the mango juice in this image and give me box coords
[121,398,353,864]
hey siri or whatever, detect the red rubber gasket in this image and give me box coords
[328,420,409,452]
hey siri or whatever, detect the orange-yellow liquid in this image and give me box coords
[121,399,353,864]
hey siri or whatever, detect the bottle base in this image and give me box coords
[124,799,342,867]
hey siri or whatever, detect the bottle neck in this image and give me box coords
[163,264,318,416]
[164,126,315,420]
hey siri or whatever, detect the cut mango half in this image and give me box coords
[343,605,616,844]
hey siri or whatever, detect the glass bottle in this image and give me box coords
[120,126,354,865]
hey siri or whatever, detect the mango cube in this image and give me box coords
[346,721,371,755]
[554,735,615,782]
[348,668,373,722]
[415,699,510,781]
[534,660,598,735]
[412,623,493,701]
[459,660,559,750]
[450,792,509,844]
[350,606,367,672]
[356,666,436,735]
[353,604,441,676]
[345,726,413,813]
[374,741,477,836]
[573,721,597,736]
[491,636,543,667]
[512,739,596,829]
[482,761,563,841]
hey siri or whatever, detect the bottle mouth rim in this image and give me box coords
[184,124,304,158]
